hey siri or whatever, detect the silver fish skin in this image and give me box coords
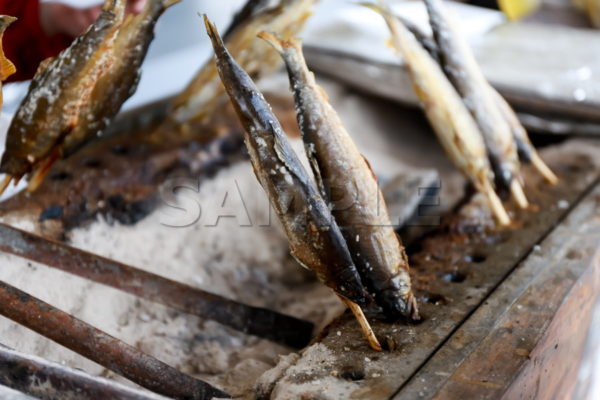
[423,0,520,196]
[260,33,419,321]
[204,16,368,305]
[366,2,511,225]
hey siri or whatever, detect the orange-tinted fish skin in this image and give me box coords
[204,16,368,306]
[0,0,126,184]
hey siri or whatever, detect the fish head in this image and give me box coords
[377,284,420,321]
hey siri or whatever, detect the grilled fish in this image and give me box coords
[63,0,181,158]
[424,0,528,208]
[170,0,316,125]
[204,16,367,307]
[260,32,419,321]
[0,0,126,192]
[367,3,511,225]
[394,9,557,186]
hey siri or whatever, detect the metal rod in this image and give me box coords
[0,343,170,400]
[0,280,230,400]
[0,222,314,348]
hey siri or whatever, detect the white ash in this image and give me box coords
[0,75,458,398]
[0,157,343,397]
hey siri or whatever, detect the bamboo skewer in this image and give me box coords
[510,180,529,209]
[340,296,383,352]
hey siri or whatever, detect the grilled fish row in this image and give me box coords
[367,0,557,226]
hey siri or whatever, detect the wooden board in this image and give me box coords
[397,173,600,399]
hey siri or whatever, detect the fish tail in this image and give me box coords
[0,16,16,34]
[204,14,224,51]
[0,46,15,81]
[257,31,301,54]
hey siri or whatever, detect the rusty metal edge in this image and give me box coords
[0,222,314,348]
[0,279,230,400]
[0,343,170,400]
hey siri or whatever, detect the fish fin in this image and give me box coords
[258,31,284,53]
[258,30,302,53]
[204,14,223,49]
[0,53,15,81]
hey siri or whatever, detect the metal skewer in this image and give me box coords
[0,222,314,348]
[0,343,171,400]
[0,280,230,400]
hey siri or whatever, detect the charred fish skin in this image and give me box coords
[63,0,181,157]
[423,0,521,197]
[204,16,368,305]
[0,0,126,181]
[260,33,419,321]
[491,89,559,184]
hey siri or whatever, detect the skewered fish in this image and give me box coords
[63,0,181,158]
[0,0,126,192]
[170,0,316,125]
[399,12,557,186]
[366,3,511,225]
[0,0,178,193]
[259,32,419,321]
[423,0,528,207]
[204,16,385,351]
